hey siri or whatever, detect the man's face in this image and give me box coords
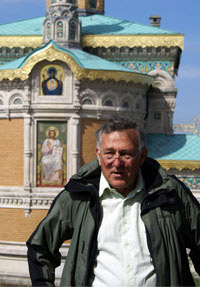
[49,130,56,139]
[96,129,147,196]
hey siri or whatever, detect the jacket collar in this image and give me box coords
[65,157,173,195]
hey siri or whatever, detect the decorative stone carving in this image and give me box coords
[43,0,82,48]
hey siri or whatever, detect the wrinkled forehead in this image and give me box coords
[100,129,140,148]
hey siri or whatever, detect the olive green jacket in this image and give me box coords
[27,157,200,286]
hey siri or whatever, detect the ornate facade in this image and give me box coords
[0,0,198,285]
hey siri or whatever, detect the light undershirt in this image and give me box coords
[91,171,156,287]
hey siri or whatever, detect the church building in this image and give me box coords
[0,0,199,285]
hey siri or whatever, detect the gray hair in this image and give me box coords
[96,117,146,150]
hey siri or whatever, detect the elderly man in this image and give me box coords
[27,117,200,287]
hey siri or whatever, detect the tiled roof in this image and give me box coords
[0,17,44,36]
[0,57,27,70]
[0,40,147,74]
[0,15,179,36]
[80,15,179,35]
[64,47,138,71]
[146,134,200,161]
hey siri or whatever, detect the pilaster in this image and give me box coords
[71,116,80,174]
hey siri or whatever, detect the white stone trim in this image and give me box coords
[0,241,68,286]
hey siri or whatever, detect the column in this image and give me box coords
[71,116,80,175]
[24,114,32,217]
[24,115,32,190]
[73,78,81,109]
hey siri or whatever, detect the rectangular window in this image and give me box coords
[154,112,161,120]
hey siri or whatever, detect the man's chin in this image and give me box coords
[110,180,127,190]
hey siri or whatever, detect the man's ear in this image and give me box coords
[96,148,101,166]
[140,147,147,167]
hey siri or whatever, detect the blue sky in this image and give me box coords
[0,0,199,125]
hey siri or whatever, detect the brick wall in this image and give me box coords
[0,119,24,186]
[81,118,105,165]
[0,208,48,242]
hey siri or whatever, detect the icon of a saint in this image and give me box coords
[42,67,63,95]
[41,127,63,184]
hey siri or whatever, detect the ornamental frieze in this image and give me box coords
[0,34,184,50]
[82,35,184,50]
[114,61,174,76]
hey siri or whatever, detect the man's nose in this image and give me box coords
[112,156,123,167]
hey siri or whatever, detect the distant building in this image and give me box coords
[0,0,199,285]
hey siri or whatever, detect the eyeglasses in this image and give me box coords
[101,149,141,162]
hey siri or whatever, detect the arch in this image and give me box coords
[62,9,70,17]
[13,98,23,105]
[52,12,59,17]
[149,68,175,89]
[44,20,52,40]
[82,98,93,105]
[103,98,113,107]
[0,97,4,106]
[69,19,77,41]
[122,100,130,108]
[101,90,117,107]
[120,93,132,109]
[135,95,144,111]
[80,89,97,105]
[55,19,65,39]
[9,93,24,106]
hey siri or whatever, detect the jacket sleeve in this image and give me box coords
[175,177,200,276]
[26,190,73,286]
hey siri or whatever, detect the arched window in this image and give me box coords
[82,99,92,105]
[136,99,143,111]
[122,101,129,108]
[104,99,113,107]
[10,94,23,106]
[57,21,64,38]
[46,22,51,40]
[0,99,3,105]
[13,98,23,105]
[136,102,140,110]
[69,21,76,40]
